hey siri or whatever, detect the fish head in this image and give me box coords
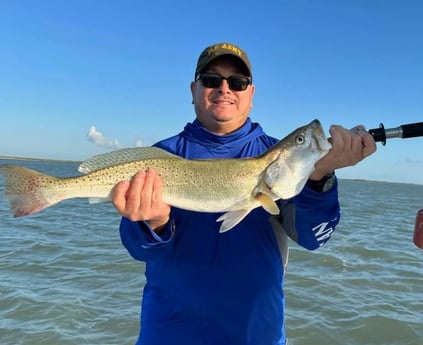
[263,119,331,199]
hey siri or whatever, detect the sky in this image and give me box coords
[1,0,422,184]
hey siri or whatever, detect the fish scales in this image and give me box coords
[77,157,265,211]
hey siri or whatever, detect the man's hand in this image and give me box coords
[310,124,377,181]
[112,168,171,233]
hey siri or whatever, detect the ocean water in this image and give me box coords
[0,159,422,345]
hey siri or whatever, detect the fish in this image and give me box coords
[0,119,331,232]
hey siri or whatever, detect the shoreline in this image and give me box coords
[0,156,421,186]
[0,156,80,163]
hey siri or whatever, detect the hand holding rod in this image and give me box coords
[368,122,423,145]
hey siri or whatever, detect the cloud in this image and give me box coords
[404,157,423,164]
[87,126,122,149]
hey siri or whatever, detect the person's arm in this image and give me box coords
[278,179,340,250]
[119,215,176,261]
[280,124,377,250]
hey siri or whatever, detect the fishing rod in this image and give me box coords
[367,121,423,249]
[368,121,423,145]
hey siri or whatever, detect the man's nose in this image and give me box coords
[217,79,231,93]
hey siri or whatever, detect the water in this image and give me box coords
[0,159,422,345]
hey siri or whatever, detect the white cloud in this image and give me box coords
[87,126,122,149]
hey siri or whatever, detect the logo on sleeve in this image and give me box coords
[312,221,335,246]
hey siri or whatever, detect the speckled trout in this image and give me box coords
[0,120,331,232]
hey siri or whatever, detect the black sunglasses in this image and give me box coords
[195,73,251,92]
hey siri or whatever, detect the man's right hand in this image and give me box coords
[112,168,171,234]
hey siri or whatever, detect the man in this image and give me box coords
[112,42,376,345]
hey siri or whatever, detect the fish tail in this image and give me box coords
[0,165,62,217]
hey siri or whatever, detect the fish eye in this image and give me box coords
[295,134,305,145]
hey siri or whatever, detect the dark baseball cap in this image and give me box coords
[195,42,252,78]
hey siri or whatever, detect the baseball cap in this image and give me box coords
[195,43,252,78]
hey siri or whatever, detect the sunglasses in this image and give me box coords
[195,73,251,92]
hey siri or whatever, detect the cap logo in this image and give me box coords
[207,43,243,57]
[196,42,252,79]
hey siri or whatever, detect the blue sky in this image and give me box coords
[1,0,422,184]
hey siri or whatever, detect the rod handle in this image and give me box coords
[368,123,386,145]
[368,122,423,146]
[401,122,423,139]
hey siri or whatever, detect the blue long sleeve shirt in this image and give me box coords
[119,118,340,345]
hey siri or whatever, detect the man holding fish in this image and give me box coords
[112,43,376,345]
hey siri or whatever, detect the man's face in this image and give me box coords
[191,56,255,135]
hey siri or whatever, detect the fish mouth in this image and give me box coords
[310,119,332,152]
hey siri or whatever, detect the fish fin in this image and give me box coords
[268,215,290,275]
[217,209,252,233]
[88,197,110,204]
[78,147,181,174]
[255,192,280,215]
[0,165,62,217]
